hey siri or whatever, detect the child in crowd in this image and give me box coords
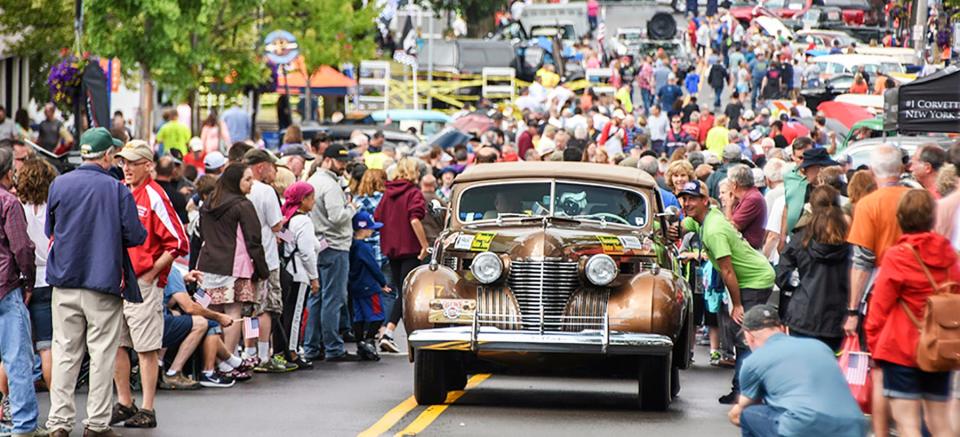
[279,182,320,369]
[349,211,389,361]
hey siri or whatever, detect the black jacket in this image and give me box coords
[775,228,850,338]
[197,193,269,281]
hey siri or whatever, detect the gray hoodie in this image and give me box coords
[307,168,356,252]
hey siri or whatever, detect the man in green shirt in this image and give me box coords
[678,179,774,405]
[155,109,191,156]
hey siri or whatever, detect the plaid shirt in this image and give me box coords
[0,184,35,300]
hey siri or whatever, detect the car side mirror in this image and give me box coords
[430,199,449,218]
[661,205,682,224]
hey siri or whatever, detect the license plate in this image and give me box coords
[428,299,476,324]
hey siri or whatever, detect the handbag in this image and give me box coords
[837,335,872,414]
[898,244,960,372]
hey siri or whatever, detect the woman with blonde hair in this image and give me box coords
[665,160,696,194]
[374,159,429,352]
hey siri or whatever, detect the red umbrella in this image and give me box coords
[452,113,494,134]
[816,101,874,129]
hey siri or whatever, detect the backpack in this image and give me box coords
[899,244,960,372]
[279,214,301,274]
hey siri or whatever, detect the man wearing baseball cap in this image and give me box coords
[111,140,189,427]
[677,180,775,405]
[281,143,315,181]
[46,128,148,436]
[727,305,867,436]
[203,151,227,176]
[304,143,359,361]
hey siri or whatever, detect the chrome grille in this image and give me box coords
[476,287,521,330]
[507,260,580,331]
[442,256,459,271]
[563,289,609,332]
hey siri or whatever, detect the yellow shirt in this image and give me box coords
[705,126,730,156]
[535,69,560,88]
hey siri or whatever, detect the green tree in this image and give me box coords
[416,0,507,37]
[0,0,77,105]
[264,0,380,120]
[86,0,267,136]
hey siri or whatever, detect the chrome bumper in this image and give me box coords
[408,326,674,355]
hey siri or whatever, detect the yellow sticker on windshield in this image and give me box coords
[597,235,624,254]
[470,232,497,252]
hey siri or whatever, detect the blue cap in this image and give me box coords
[676,180,707,199]
[353,211,384,231]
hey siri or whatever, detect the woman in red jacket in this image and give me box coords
[865,189,959,437]
[374,158,429,352]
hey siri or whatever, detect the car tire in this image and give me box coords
[671,365,681,399]
[444,355,468,391]
[414,349,449,405]
[647,13,677,41]
[637,355,672,411]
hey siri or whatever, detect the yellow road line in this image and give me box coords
[394,374,491,437]
[358,396,419,437]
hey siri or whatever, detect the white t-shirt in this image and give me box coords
[247,181,283,270]
[21,203,48,287]
[764,195,786,265]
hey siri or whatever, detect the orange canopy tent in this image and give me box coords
[276,59,356,95]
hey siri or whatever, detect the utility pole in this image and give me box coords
[74,0,83,143]
[913,0,928,63]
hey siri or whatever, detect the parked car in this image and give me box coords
[795,29,859,48]
[839,135,958,170]
[404,162,693,410]
[297,123,420,150]
[820,0,877,25]
[811,53,905,81]
[370,110,451,138]
[418,39,516,76]
[784,6,845,30]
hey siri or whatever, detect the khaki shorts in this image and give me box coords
[254,269,283,316]
[120,278,164,352]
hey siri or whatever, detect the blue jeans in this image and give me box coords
[713,85,724,109]
[740,404,783,437]
[0,288,39,434]
[303,249,350,358]
[640,88,653,113]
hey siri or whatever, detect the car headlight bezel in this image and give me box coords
[585,254,619,286]
[470,251,504,284]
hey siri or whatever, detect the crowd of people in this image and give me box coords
[0,3,957,437]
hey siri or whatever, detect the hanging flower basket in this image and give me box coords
[47,50,91,109]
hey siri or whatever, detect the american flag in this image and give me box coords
[845,352,869,386]
[194,289,211,309]
[243,317,260,340]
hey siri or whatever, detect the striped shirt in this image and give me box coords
[128,178,189,287]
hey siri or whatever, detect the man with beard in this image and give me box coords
[303,144,359,362]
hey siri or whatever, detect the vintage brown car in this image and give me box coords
[404,162,693,410]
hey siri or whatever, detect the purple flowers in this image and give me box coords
[47,55,88,108]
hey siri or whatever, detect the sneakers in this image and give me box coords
[718,391,739,405]
[357,340,381,361]
[254,356,298,373]
[109,402,138,426]
[158,371,201,390]
[326,352,361,362]
[709,351,721,367]
[379,335,400,353]
[237,357,259,372]
[199,372,236,388]
[717,357,736,369]
[0,397,10,426]
[291,356,313,370]
[123,409,156,429]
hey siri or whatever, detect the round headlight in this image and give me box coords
[585,254,618,286]
[470,251,503,284]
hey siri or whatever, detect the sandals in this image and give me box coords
[109,402,138,426]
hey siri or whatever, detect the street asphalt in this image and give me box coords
[35,334,739,437]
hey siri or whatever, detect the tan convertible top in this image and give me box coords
[454,162,657,188]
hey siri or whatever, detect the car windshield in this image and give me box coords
[457,181,648,227]
[619,32,644,42]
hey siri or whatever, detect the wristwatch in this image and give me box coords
[847,308,860,316]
